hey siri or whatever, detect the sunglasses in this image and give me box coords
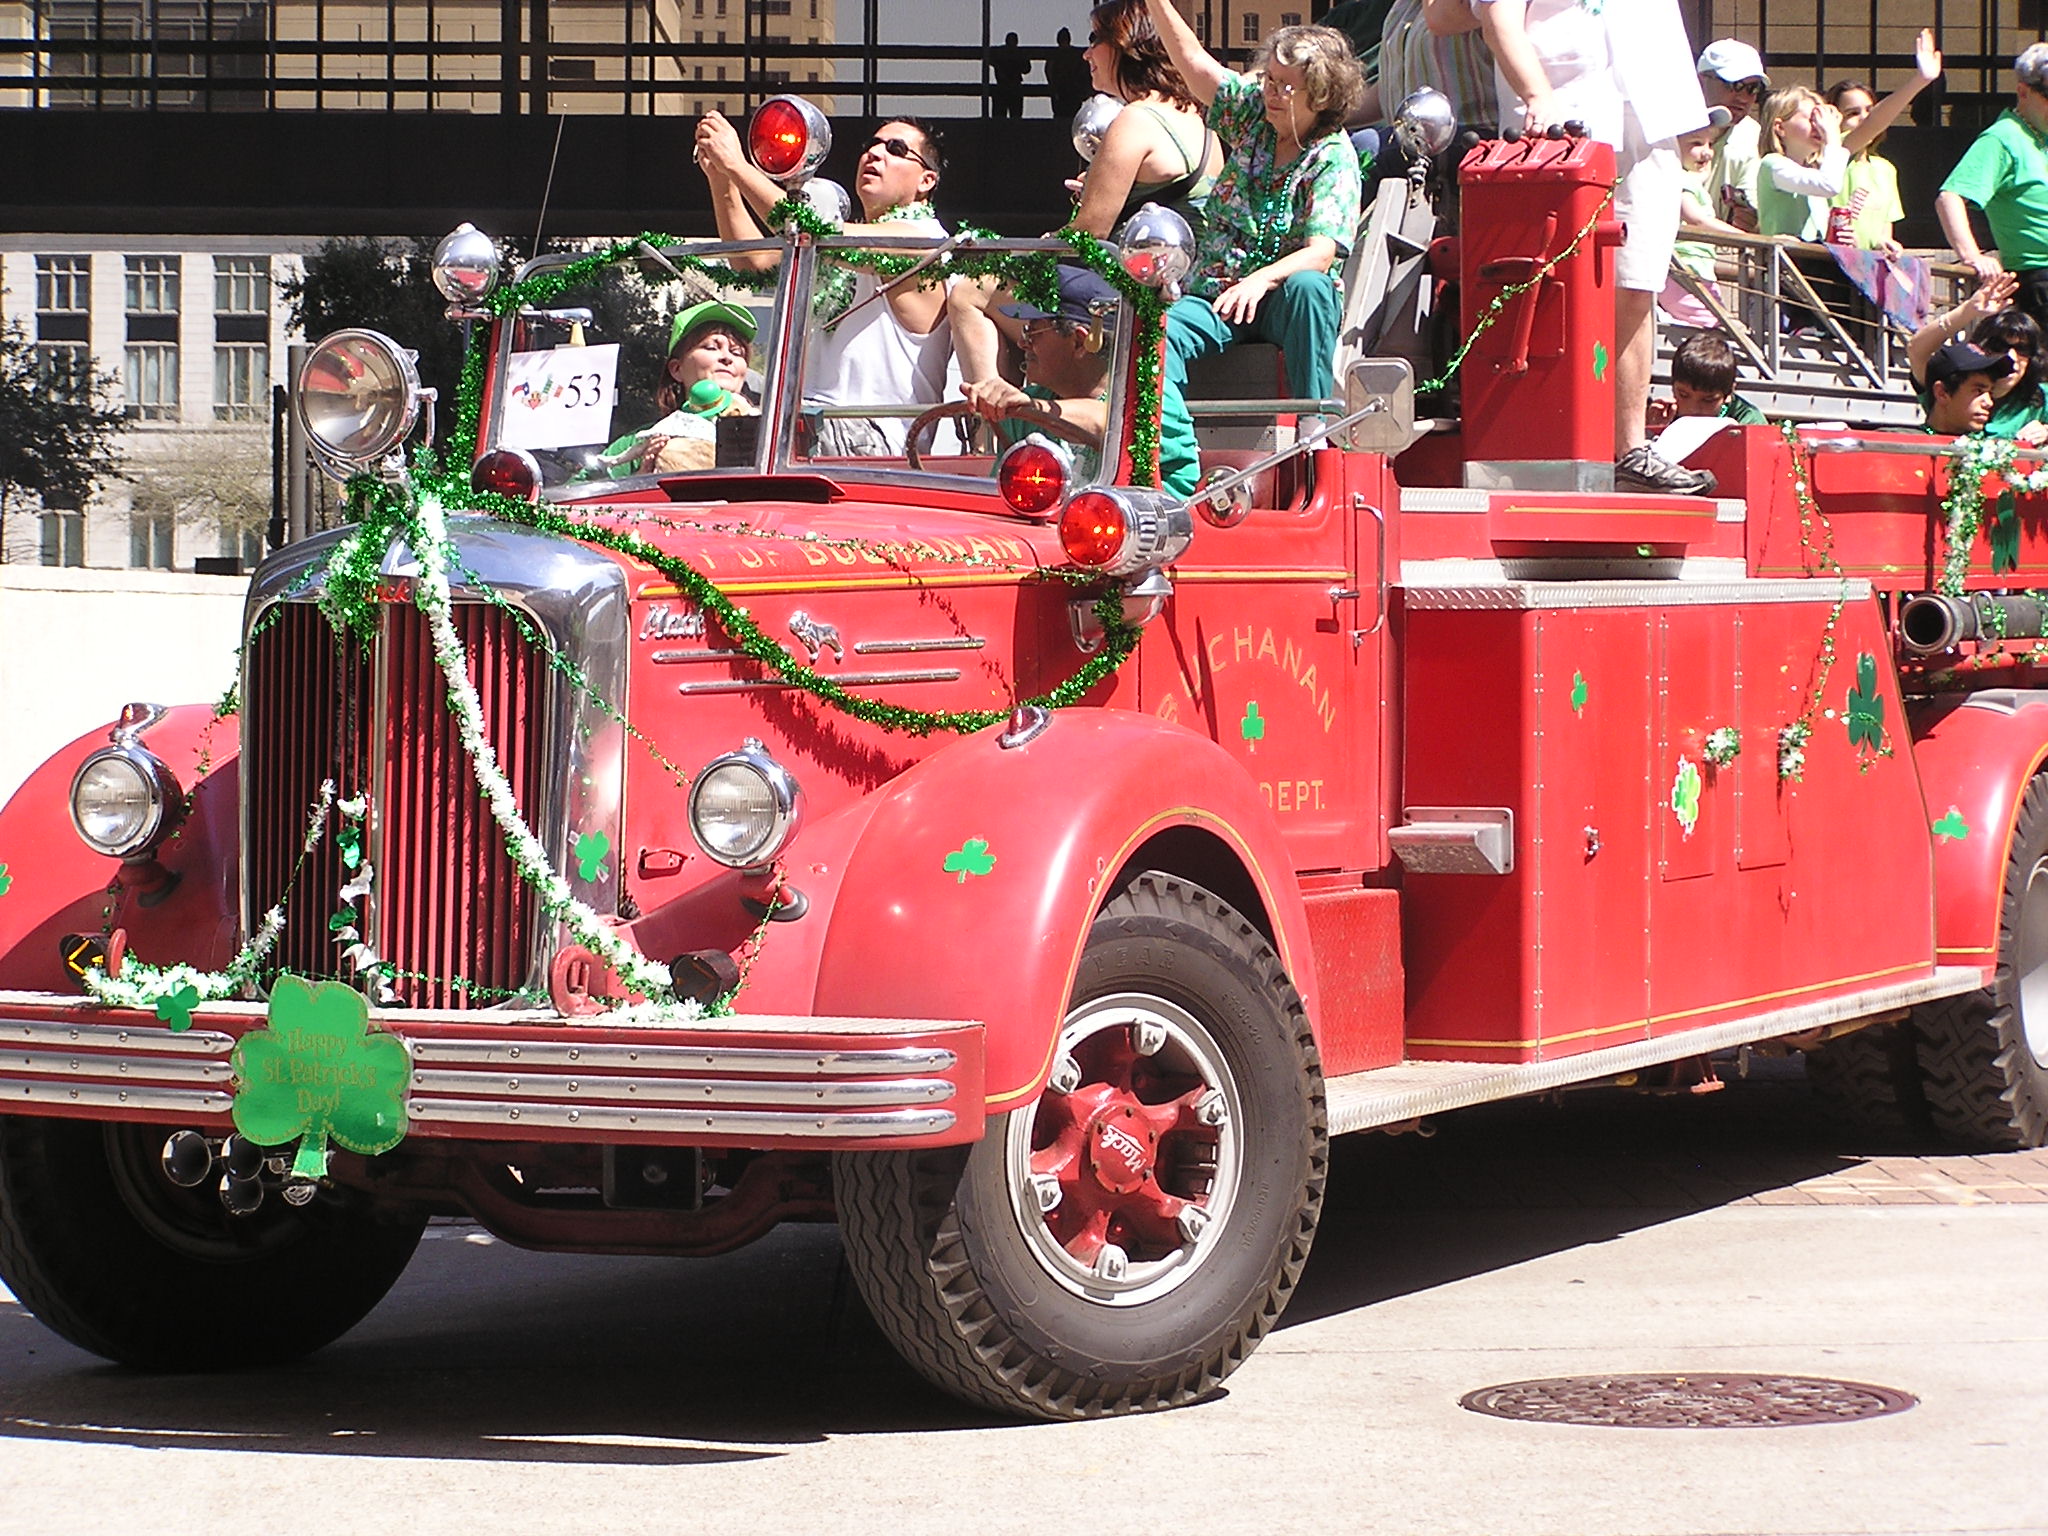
[863,135,932,171]
[1730,78,1767,94]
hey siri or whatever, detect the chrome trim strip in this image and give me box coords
[650,647,750,664]
[851,636,987,655]
[0,1078,234,1115]
[1325,967,1983,1135]
[0,1017,235,1054]
[674,668,959,695]
[1400,573,1873,610]
[408,1069,955,1106]
[406,1097,958,1138]
[4,1050,235,1085]
[406,1039,958,1075]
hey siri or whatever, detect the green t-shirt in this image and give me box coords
[1941,109,2048,271]
[1836,154,1904,250]
[1985,385,2047,441]
[1721,394,1767,425]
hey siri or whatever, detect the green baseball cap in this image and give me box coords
[669,300,757,355]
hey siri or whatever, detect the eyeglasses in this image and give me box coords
[863,135,932,171]
[1259,74,1300,100]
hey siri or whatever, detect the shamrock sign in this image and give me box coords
[1933,806,1970,842]
[1570,671,1588,717]
[944,837,996,883]
[154,983,201,1034]
[230,976,411,1180]
[1845,652,1886,754]
[574,829,612,883]
[1670,756,1702,839]
[0,862,11,897]
[1593,340,1610,382]
[1240,701,1266,750]
[1991,490,2020,574]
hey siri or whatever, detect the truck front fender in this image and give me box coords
[0,705,239,992]
[810,710,1314,1113]
[1912,690,2048,978]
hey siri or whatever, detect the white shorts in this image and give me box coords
[1614,103,1681,293]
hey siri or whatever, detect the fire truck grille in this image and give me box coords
[244,601,551,1009]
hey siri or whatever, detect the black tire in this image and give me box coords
[834,872,1327,1420]
[0,1116,425,1368]
[1803,1021,1930,1137]
[1913,774,2048,1150]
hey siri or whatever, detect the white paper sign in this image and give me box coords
[499,344,620,450]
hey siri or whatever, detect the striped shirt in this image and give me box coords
[1376,0,1498,132]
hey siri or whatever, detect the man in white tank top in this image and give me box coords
[694,113,959,455]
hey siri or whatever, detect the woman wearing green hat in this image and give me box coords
[603,300,761,476]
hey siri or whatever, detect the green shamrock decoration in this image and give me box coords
[943,837,996,883]
[1845,652,1886,753]
[1593,340,1610,381]
[1932,806,1970,842]
[1240,701,1266,750]
[1570,671,1588,716]
[336,825,364,871]
[155,983,202,1034]
[574,829,612,882]
[0,862,11,897]
[1991,490,2020,574]
[1670,756,1702,839]
[230,976,411,1181]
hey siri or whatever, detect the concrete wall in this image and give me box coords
[0,568,246,810]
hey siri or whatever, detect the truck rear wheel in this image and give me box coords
[1914,775,2048,1149]
[0,1115,425,1368]
[1803,1021,1929,1137]
[834,873,1327,1419]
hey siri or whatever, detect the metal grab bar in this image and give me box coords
[1800,434,2048,465]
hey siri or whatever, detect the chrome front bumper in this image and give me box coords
[0,993,986,1149]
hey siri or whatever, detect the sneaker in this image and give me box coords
[1615,444,1717,497]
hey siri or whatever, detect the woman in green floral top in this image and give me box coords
[1142,2,1364,422]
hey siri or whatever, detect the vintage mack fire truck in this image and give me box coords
[1,101,2044,1421]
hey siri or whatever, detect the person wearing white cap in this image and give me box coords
[1425,0,1716,494]
[1695,38,1769,232]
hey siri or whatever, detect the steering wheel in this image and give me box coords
[905,399,1105,472]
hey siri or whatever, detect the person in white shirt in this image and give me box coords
[1425,0,1714,495]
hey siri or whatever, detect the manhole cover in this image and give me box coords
[1459,1373,1916,1429]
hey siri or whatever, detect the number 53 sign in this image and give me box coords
[499,344,621,451]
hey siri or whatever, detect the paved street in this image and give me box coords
[3,1059,2046,1536]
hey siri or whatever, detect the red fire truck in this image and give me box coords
[0,111,2041,1421]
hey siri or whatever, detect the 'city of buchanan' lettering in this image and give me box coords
[1198,626,1337,732]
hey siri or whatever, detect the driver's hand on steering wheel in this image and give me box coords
[962,377,1031,422]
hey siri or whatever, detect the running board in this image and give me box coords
[1325,966,1983,1135]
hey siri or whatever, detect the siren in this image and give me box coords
[749,95,832,184]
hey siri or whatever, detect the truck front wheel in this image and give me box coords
[1915,773,2048,1149]
[834,873,1328,1419]
[0,1115,425,1368]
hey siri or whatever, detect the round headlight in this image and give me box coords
[71,748,179,858]
[294,329,421,468]
[688,740,800,869]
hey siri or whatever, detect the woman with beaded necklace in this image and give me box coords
[1140,2,1364,429]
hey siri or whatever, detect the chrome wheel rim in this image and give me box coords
[2019,859,2048,1070]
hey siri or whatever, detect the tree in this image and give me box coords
[0,319,126,560]
[281,236,471,409]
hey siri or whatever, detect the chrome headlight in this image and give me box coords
[689,740,801,869]
[294,328,422,478]
[71,747,181,858]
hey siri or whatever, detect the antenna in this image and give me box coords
[533,114,568,255]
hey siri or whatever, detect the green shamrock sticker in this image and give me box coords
[1570,671,1588,717]
[1845,652,1886,754]
[0,862,11,897]
[574,829,612,882]
[1992,490,2020,574]
[230,976,411,1181]
[1933,806,1970,842]
[154,983,201,1034]
[1240,701,1266,750]
[1670,756,1702,839]
[1593,340,1610,381]
[943,838,996,883]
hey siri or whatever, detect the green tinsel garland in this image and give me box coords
[1938,433,2048,596]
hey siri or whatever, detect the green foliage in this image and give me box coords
[281,236,472,408]
[0,317,125,545]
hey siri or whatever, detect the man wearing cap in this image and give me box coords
[1923,337,2012,438]
[694,110,959,454]
[1695,39,1768,233]
[1938,44,2048,332]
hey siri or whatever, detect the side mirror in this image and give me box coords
[1342,357,1417,455]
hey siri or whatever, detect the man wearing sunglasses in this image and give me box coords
[1695,38,1769,233]
[695,111,959,454]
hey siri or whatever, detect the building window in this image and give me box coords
[130,506,175,569]
[214,343,268,422]
[1241,13,1261,43]
[213,255,269,316]
[125,254,181,315]
[1279,11,1300,25]
[35,255,90,314]
[40,503,85,568]
[223,518,266,569]
[809,0,817,17]
[36,344,93,403]
[715,0,725,14]
[693,0,703,12]
[125,342,180,420]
